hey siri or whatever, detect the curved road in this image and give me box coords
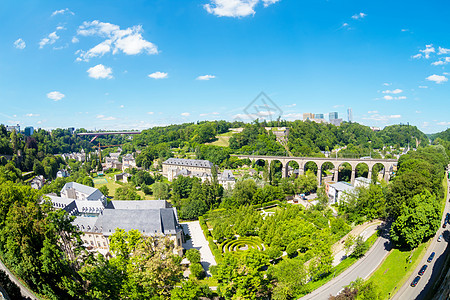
[392,178,450,300]
[300,223,392,300]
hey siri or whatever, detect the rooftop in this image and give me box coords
[163,158,214,168]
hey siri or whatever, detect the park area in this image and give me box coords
[93,171,154,200]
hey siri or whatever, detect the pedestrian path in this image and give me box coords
[181,221,216,276]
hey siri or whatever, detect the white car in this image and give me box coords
[438,234,443,242]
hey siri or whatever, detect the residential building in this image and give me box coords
[47,185,182,255]
[354,177,372,189]
[163,158,214,181]
[115,172,132,183]
[24,126,34,136]
[122,153,136,171]
[218,170,236,189]
[315,113,324,119]
[326,181,356,204]
[60,150,86,162]
[30,175,45,190]
[56,169,70,178]
[68,127,75,135]
[60,181,107,206]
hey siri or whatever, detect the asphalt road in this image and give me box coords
[392,178,450,300]
[300,222,392,300]
[0,257,37,299]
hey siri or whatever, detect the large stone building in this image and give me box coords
[48,183,183,255]
[162,158,214,181]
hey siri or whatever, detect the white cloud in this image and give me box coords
[76,21,158,61]
[14,38,26,49]
[342,23,349,27]
[416,110,422,113]
[438,121,450,126]
[51,8,74,17]
[25,113,40,117]
[196,74,216,80]
[181,112,190,116]
[368,110,378,114]
[96,114,116,121]
[147,111,154,115]
[56,26,66,30]
[204,0,279,17]
[431,57,450,66]
[39,31,59,48]
[418,86,428,88]
[438,47,450,55]
[87,64,113,79]
[382,82,391,86]
[401,29,409,32]
[333,104,344,108]
[148,71,168,79]
[390,115,401,119]
[199,113,208,117]
[47,91,65,101]
[351,12,367,19]
[426,74,448,84]
[72,37,79,43]
[416,44,435,59]
[262,0,280,7]
[120,105,124,108]
[382,94,406,100]
[432,60,445,66]
[382,88,403,94]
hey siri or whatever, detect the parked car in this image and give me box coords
[427,252,436,263]
[443,222,447,228]
[438,234,443,242]
[411,276,421,287]
[418,264,428,276]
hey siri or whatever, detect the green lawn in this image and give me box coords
[368,241,430,299]
[205,130,236,147]
[94,172,154,200]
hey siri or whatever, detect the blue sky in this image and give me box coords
[1,0,449,133]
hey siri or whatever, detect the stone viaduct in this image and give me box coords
[233,155,398,185]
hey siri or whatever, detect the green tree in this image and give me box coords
[98,185,109,197]
[390,190,440,249]
[186,248,201,264]
[152,182,169,199]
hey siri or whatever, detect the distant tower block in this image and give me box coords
[329,112,338,122]
[347,108,353,122]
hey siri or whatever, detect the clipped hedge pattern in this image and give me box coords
[221,237,265,254]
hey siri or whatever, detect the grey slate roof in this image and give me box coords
[61,182,105,201]
[107,200,169,210]
[219,170,235,180]
[94,208,178,236]
[163,158,213,168]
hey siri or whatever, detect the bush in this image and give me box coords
[189,263,205,280]
[186,249,201,264]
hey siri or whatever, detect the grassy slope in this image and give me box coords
[368,242,429,299]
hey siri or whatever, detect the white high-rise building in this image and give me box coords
[347,108,353,122]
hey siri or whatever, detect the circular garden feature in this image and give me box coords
[221,237,265,254]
